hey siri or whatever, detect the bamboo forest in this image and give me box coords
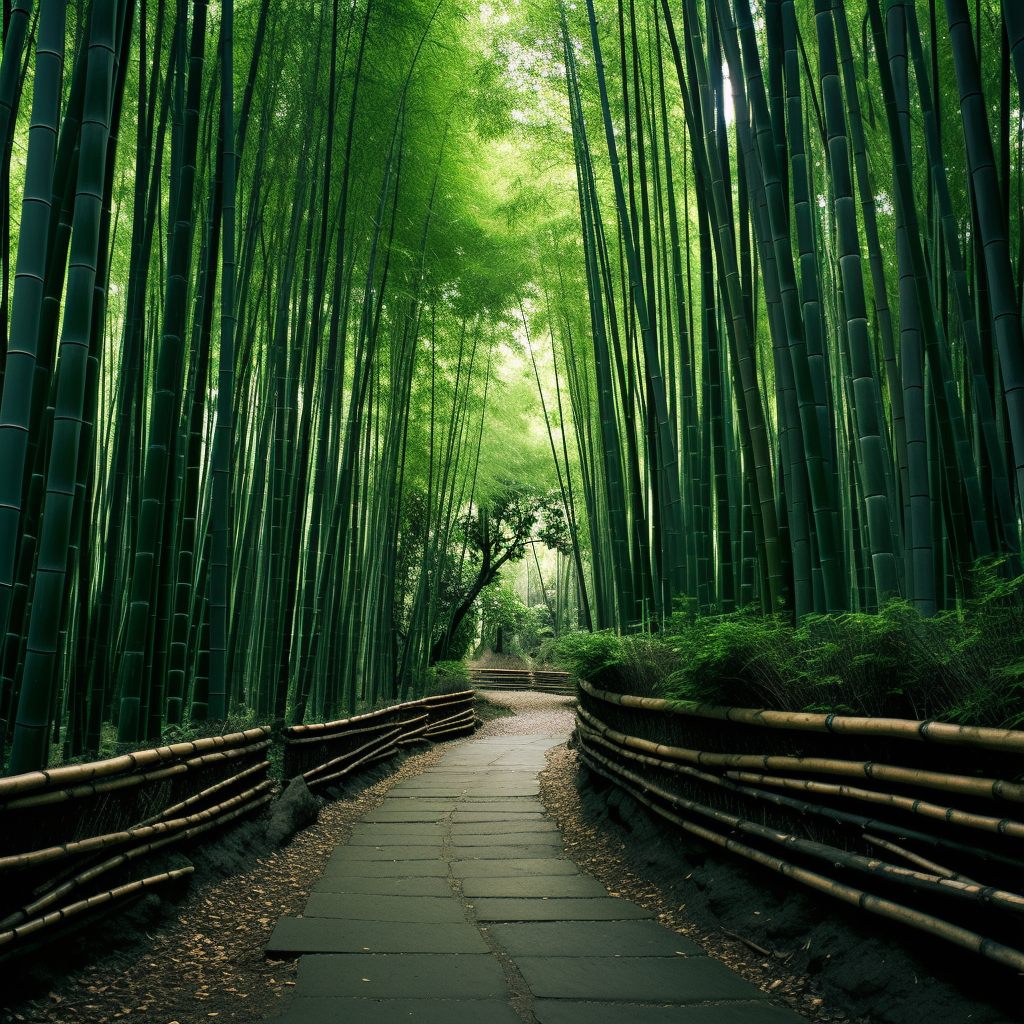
[0,0,1023,777]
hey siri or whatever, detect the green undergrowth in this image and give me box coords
[474,696,518,721]
[550,568,1024,728]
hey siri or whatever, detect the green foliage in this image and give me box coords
[508,605,555,661]
[550,629,682,697]
[551,630,623,680]
[425,660,471,696]
[549,566,1024,725]
[652,573,1024,726]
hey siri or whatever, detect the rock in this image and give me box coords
[266,776,320,846]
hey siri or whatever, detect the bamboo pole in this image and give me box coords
[576,703,1024,802]
[0,727,270,798]
[723,771,1024,838]
[282,691,474,738]
[580,682,1024,754]
[575,709,1023,868]
[140,759,271,825]
[1,740,270,810]
[862,833,978,884]
[283,718,409,747]
[578,728,1023,914]
[0,788,273,929]
[0,779,276,871]
[302,727,403,782]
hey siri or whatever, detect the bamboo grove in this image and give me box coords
[532,0,1024,631]
[0,0,1022,774]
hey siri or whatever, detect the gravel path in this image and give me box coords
[475,691,576,738]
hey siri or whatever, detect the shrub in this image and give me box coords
[426,660,471,695]
[615,564,1024,725]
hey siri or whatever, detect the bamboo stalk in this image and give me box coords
[578,748,1024,970]
[723,771,1024,838]
[139,759,271,826]
[1,762,188,810]
[184,739,271,767]
[283,718,414,747]
[426,721,477,740]
[2,740,271,810]
[305,743,399,789]
[282,691,474,738]
[862,834,978,884]
[302,727,403,782]
[580,682,1024,754]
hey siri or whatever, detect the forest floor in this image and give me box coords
[3,692,1018,1024]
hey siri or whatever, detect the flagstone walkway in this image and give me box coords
[266,729,804,1023]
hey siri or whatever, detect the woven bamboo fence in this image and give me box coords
[281,689,479,788]
[0,726,273,961]
[575,681,1024,972]
[470,668,574,694]
[0,690,481,961]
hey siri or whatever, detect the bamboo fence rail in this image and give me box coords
[470,667,575,694]
[575,683,1024,971]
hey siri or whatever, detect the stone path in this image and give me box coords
[266,730,804,1023]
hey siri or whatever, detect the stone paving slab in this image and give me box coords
[303,893,467,923]
[325,846,444,861]
[450,800,545,812]
[360,811,450,823]
[461,876,608,898]
[387,786,541,798]
[313,876,455,897]
[319,860,450,878]
[447,832,562,846]
[274,997,523,1024]
[447,845,568,860]
[451,858,579,877]
[349,825,447,839]
[296,954,507,999]
[369,799,460,810]
[532,1001,806,1024]
[515,957,766,1002]
[449,821,557,835]
[344,835,448,847]
[472,898,654,922]
[395,783,541,792]
[266,918,488,954]
[486,921,704,957]
[450,811,548,821]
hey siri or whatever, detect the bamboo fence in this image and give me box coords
[281,689,479,786]
[575,681,1024,971]
[469,668,575,694]
[0,690,480,960]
